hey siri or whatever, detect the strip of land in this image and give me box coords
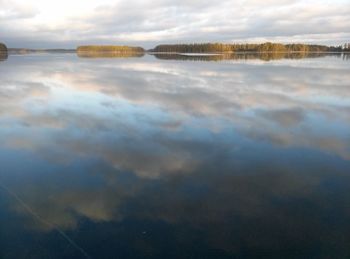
[0,42,7,52]
[76,45,145,53]
[8,48,76,54]
[0,42,8,60]
[153,52,345,61]
[1,42,350,60]
[150,43,348,53]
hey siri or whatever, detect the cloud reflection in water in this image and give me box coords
[0,54,349,258]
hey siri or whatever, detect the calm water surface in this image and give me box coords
[0,53,350,258]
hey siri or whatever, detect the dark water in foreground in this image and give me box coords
[0,53,350,259]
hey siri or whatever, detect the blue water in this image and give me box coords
[0,53,349,258]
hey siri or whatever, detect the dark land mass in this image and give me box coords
[150,42,350,53]
[0,42,7,52]
[1,42,350,61]
[152,52,350,61]
[0,42,8,61]
[8,48,76,54]
[77,45,145,54]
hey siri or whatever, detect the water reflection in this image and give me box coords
[0,52,8,61]
[0,54,349,258]
[77,52,145,58]
[152,52,345,61]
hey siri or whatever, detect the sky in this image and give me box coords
[0,0,349,48]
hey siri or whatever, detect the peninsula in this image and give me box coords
[0,42,8,60]
[150,42,348,53]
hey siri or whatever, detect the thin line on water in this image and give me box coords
[0,180,92,259]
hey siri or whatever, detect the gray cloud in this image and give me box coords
[1,54,350,171]
[0,0,349,48]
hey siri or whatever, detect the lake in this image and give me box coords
[0,53,349,258]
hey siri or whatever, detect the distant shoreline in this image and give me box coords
[1,42,350,60]
[8,48,76,54]
[148,51,350,54]
[6,50,350,56]
[2,42,349,54]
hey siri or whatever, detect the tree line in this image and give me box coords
[0,42,7,52]
[151,42,347,53]
[2,42,349,57]
[153,52,342,61]
[0,42,8,61]
[343,43,350,51]
[77,45,145,53]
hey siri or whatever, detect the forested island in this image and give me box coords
[76,45,145,58]
[8,48,75,54]
[153,52,347,61]
[0,42,7,52]
[0,42,8,61]
[151,42,349,53]
[77,45,145,53]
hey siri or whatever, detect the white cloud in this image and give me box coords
[0,0,349,48]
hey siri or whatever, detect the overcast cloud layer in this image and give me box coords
[1,0,350,48]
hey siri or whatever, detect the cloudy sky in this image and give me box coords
[1,0,350,48]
